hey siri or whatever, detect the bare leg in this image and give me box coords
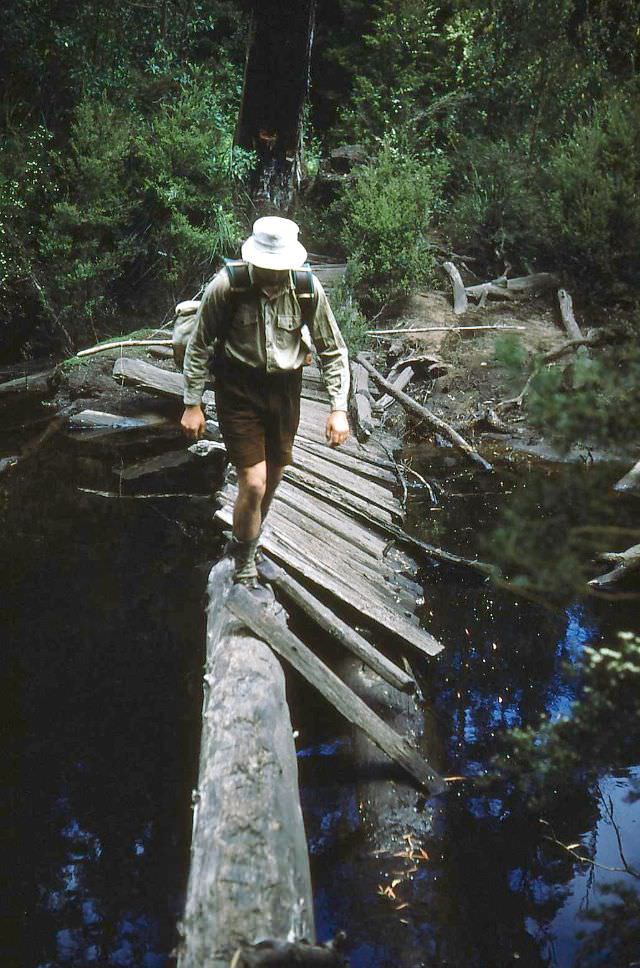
[233,461,267,541]
[261,462,285,524]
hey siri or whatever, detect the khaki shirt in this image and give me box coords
[182,268,350,411]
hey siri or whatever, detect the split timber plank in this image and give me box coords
[262,482,389,559]
[115,449,191,481]
[113,357,184,398]
[215,503,412,612]
[291,448,399,515]
[214,509,443,658]
[227,587,444,794]
[259,557,416,694]
[283,466,397,527]
[293,438,397,485]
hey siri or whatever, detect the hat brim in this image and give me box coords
[241,237,307,270]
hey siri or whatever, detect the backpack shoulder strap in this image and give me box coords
[292,265,318,326]
[223,258,252,292]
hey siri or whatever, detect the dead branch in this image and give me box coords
[367,324,526,337]
[588,542,640,590]
[77,338,173,357]
[614,459,640,496]
[557,289,585,341]
[443,261,468,314]
[355,353,493,472]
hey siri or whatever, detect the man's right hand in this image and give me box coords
[181,405,206,440]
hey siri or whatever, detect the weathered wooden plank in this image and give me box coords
[216,510,443,658]
[283,465,397,526]
[179,560,314,968]
[373,366,415,413]
[216,502,410,611]
[291,447,399,515]
[259,557,415,694]
[228,588,444,793]
[293,438,397,485]
[67,409,170,431]
[113,357,184,398]
[115,448,191,481]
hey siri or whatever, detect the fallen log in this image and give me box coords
[349,361,375,441]
[67,409,169,431]
[443,261,468,314]
[373,367,415,412]
[178,560,315,968]
[259,556,416,694]
[230,938,347,967]
[355,353,493,473]
[614,459,640,496]
[588,543,640,590]
[465,283,516,302]
[0,369,53,396]
[227,586,445,793]
[113,357,184,398]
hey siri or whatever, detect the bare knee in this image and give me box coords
[237,463,267,505]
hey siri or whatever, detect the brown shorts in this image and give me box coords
[214,357,303,468]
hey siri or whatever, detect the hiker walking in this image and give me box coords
[180,216,350,586]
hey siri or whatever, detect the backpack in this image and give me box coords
[172,260,318,371]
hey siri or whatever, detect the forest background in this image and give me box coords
[1,0,639,398]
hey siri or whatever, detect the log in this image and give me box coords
[259,557,416,694]
[67,409,169,432]
[588,543,640,590]
[230,939,347,967]
[614,459,640,496]
[355,353,493,473]
[178,560,314,968]
[0,369,52,396]
[443,261,468,314]
[227,586,445,793]
[113,357,185,398]
[465,283,516,302]
[114,449,191,481]
[373,366,415,412]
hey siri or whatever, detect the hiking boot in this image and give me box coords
[224,534,259,584]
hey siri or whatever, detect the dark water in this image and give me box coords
[2,407,639,967]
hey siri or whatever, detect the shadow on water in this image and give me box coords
[1,415,221,968]
[3,407,640,968]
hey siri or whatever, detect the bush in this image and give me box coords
[443,137,551,270]
[332,144,444,312]
[546,86,640,290]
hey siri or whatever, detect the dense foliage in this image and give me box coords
[2,0,640,360]
[314,0,640,302]
[0,0,250,360]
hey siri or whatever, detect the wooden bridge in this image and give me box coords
[106,352,447,967]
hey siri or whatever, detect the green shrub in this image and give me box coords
[443,137,551,269]
[546,87,640,290]
[328,282,369,356]
[526,338,640,448]
[332,144,444,312]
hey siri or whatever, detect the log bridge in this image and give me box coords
[110,355,446,967]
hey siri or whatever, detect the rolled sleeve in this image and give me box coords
[182,271,228,406]
[310,279,350,411]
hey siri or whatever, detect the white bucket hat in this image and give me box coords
[241,216,307,270]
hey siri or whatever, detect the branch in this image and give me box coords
[495,337,598,414]
[355,353,493,472]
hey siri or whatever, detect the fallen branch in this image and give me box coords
[465,283,516,302]
[443,261,468,314]
[355,353,493,472]
[588,543,640,590]
[77,338,173,358]
[366,324,526,337]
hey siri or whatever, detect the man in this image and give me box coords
[180,216,350,586]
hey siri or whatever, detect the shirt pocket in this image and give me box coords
[276,314,301,332]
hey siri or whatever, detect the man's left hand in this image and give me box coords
[326,410,350,447]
